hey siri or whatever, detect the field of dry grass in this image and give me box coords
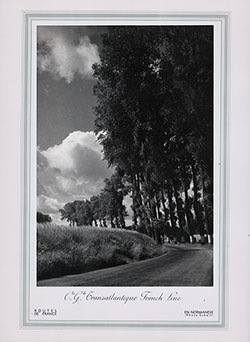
[37,224,164,281]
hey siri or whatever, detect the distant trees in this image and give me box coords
[59,172,128,228]
[59,200,93,227]
[37,211,52,224]
[92,26,213,243]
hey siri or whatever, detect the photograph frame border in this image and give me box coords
[22,11,229,328]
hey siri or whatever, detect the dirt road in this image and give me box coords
[38,245,213,287]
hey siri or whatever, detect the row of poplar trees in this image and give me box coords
[91,25,213,244]
[59,173,128,229]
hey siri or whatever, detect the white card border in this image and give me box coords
[22,11,229,329]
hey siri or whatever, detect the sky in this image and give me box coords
[37,26,117,222]
[37,26,107,149]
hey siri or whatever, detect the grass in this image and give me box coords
[37,224,164,280]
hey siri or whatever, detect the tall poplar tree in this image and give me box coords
[93,26,213,243]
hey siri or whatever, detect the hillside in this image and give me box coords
[37,224,164,281]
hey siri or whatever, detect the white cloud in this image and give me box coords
[37,27,100,83]
[42,131,102,170]
[37,195,63,214]
[37,131,113,216]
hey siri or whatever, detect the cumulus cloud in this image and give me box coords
[37,131,113,218]
[37,27,100,83]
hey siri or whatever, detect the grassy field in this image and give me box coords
[37,224,164,281]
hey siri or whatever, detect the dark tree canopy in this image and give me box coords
[37,212,52,224]
[58,26,213,245]
[92,26,213,244]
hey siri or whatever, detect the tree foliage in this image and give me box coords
[92,26,213,243]
[59,171,128,228]
[37,211,52,224]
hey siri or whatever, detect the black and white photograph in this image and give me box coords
[4,0,250,337]
[36,25,214,287]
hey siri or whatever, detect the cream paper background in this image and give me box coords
[0,0,250,341]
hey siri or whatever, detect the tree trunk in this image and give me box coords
[110,217,115,228]
[155,193,161,220]
[191,161,205,238]
[183,181,194,240]
[131,173,138,226]
[173,180,186,232]
[167,181,177,238]
[161,190,169,222]
[132,173,145,228]
[200,166,213,242]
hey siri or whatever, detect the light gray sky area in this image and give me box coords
[37,26,120,221]
[37,25,107,149]
[37,73,96,150]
